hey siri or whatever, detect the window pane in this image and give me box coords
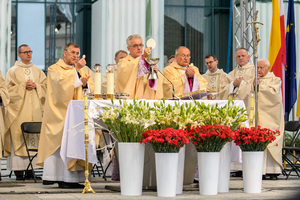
[165,0,185,6]
[186,0,209,6]
[186,7,207,73]
[11,3,17,67]
[17,3,45,70]
[164,7,185,60]
[46,4,74,68]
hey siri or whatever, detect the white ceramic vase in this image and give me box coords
[218,142,232,193]
[155,152,179,197]
[242,151,264,193]
[198,152,220,195]
[118,142,145,196]
[176,146,185,194]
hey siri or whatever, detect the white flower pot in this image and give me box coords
[218,142,232,193]
[155,152,178,197]
[176,146,185,194]
[198,152,220,195]
[118,142,145,196]
[242,151,264,193]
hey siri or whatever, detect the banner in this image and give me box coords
[268,0,286,108]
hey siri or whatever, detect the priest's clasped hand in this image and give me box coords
[26,80,36,90]
[185,65,195,78]
[233,77,244,87]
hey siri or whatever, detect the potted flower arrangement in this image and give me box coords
[141,128,189,197]
[100,99,155,196]
[188,124,234,195]
[234,125,279,193]
[191,99,248,193]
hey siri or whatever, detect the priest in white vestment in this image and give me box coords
[202,54,230,100]
[223,48,255,173]
[251,59,284,180]
[4,44,47,180]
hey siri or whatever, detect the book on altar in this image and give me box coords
[179,88,217,100]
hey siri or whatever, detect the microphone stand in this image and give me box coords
[157,70,175,99]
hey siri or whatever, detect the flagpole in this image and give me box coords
[249,11,263,127]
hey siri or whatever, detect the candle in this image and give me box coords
[93,64,102,99]
[249,91,255,127]
[107,73,114,95]
[106,64,116,99]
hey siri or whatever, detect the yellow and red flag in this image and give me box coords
[268,0,286,107]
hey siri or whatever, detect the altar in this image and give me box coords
[60,99,247,178]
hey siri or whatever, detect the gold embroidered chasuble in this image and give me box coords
[4,61,47,157]
[222,62,255,112]
[37,59,94,171]
[203,69,230,100]
[250,72,284,173]
[0,71,9,158]
[115,55,163,100]
[163,61,207,98]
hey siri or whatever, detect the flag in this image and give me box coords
[286,0,297,120]
[268,0,286,109]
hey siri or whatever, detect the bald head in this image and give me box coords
[175,46,191,67]
[257,59,270,78]
[235,48,250,66]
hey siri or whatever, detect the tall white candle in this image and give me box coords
[107,72,114,94]
[94,72,101,94]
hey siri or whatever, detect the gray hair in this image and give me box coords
[236,47,249,54]
[258,59,270,67]
[175,46,189,55]
[126,34,142,47]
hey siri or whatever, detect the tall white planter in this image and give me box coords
[242,151,264,193]
[155,153,178,197]
[118,143,145,196]
[198,152,220,195]
[176,146,185,194]
[218,142,232,193]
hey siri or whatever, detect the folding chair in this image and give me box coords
[282,121,300,179]
[21,122,42,182]
[92,129,114,181]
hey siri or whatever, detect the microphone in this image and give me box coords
[157,70,175,99]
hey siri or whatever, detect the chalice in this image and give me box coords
[146,58,159,80]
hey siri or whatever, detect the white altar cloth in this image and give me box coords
[60,99,247,167]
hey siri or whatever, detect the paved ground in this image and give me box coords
[1,157,300,200]
[0,171,299,200]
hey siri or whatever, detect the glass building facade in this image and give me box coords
[11,0,230,73]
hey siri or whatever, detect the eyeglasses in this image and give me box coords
[20,51,33,55]
[65,49,80,56]
[205,61,215,65]
[179,54,191,59]
[131,44,144,49]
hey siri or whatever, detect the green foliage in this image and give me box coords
[284,131,300,147]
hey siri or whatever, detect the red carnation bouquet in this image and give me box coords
[188,124,234,152]
[234,125,279,151]
[140,128,189,153]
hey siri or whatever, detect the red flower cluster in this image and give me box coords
[234,125,279,151]
[188,124,234,152]
[140,128,189,153]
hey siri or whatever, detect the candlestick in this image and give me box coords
[82,89,95,194]
[249,91,255,127]
[106,64,116,99]
[93,64,102,99]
